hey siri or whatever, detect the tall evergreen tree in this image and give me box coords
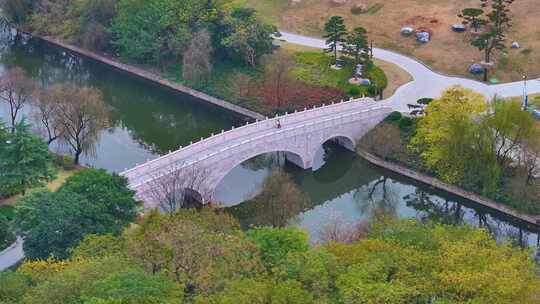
[323,16,347,65]
[344,26,370,70]
[470,0,514,81]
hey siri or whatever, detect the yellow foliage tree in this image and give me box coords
[411,86,488,184]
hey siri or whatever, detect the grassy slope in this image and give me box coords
[244,0,540,82]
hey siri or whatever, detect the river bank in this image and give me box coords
[357,148,540,227]
[31,34,540,228]
[33,34,265,122]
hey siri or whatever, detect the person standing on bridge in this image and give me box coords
[276,119,282,129]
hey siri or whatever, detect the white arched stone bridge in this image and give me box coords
[120,98,392,207]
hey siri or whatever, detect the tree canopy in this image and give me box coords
[15,168,138,259]
[4,210,539,304]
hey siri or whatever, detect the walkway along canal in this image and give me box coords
[0,30,539,267]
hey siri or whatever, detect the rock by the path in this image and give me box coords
[401,27,414,36]
[361,78,371,86]
[511,41,520,49]
[468,63,484,74]
[451,24,466,32]
[416,31,430,43]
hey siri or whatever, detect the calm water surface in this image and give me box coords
[1,32,538,249]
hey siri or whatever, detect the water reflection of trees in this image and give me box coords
[404,188,540,249]
[354,176,399,220]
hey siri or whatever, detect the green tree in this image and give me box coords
[323,16,347,65]
[483,100,537,170]
[111,0,167,63]
[0,271,30,303]
[59,168,138,234]
[2,0,33,24]
[470,0,514,81]
[246,227,309,271]
[329,220,540,303]
[70,234,125,259]
[17,255,145,304]
[16,168,137,260]
[278,248,339,299]
[0,122,55,195]
[458,8,486,32]
[80,270,185,304]
[126,209,262,294]
[0,214,15,251]
[218,8,275,66]
[344,26,370,69]
[410,87,489,185]
[15,190,97,259]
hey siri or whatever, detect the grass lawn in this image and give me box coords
[161,44,390,114]
[291,51,386,96]
[0,167,81,207]
[244,0,540,82]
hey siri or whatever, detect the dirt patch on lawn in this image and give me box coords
[246,0,540,83]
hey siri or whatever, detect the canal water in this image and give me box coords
[1,32,539,249]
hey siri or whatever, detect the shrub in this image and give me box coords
[386,111,402,122]
[365,63,388,90]
[417,98,433,105]
[399,116,414,130]
[348,86,361,96]
[53,154,77,171]
[367,84,379,96]
[350,5,365,15]
[246,227,309,270]
[0,214,15,251]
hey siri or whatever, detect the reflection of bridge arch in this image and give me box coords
[208,148,309,201]
[121,98,392,206]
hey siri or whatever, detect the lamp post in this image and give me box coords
[522,74,528,111]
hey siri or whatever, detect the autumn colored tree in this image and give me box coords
[411,87,488,185]
[182,28,213,87]
[55,84,108,165]
[125,209,262,294]
[34,85,66,145]
[0,68,36,132]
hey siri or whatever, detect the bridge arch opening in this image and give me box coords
[312,135,357,171]
[183,188,204,207]
[213,150,308,206]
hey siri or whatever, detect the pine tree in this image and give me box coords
[323,16,347,65]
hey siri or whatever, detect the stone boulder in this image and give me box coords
[468,63,484,74]
[451,24,466,32]
[416,31,430,43]
[511,41,520,49]
[400,27,414,36]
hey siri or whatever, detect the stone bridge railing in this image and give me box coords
[121,97,392,202]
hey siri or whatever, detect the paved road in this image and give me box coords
[0,237,23,271]
[279,31,540,112]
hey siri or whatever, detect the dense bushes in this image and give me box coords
[14,168,138,259]
[2,209,538,303]
[0,214,15,251]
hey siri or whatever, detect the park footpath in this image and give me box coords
[358,149,540,226]
[0,237,23,271]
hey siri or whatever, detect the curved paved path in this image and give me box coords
[279,31,540,111]
[0,237,23,271]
